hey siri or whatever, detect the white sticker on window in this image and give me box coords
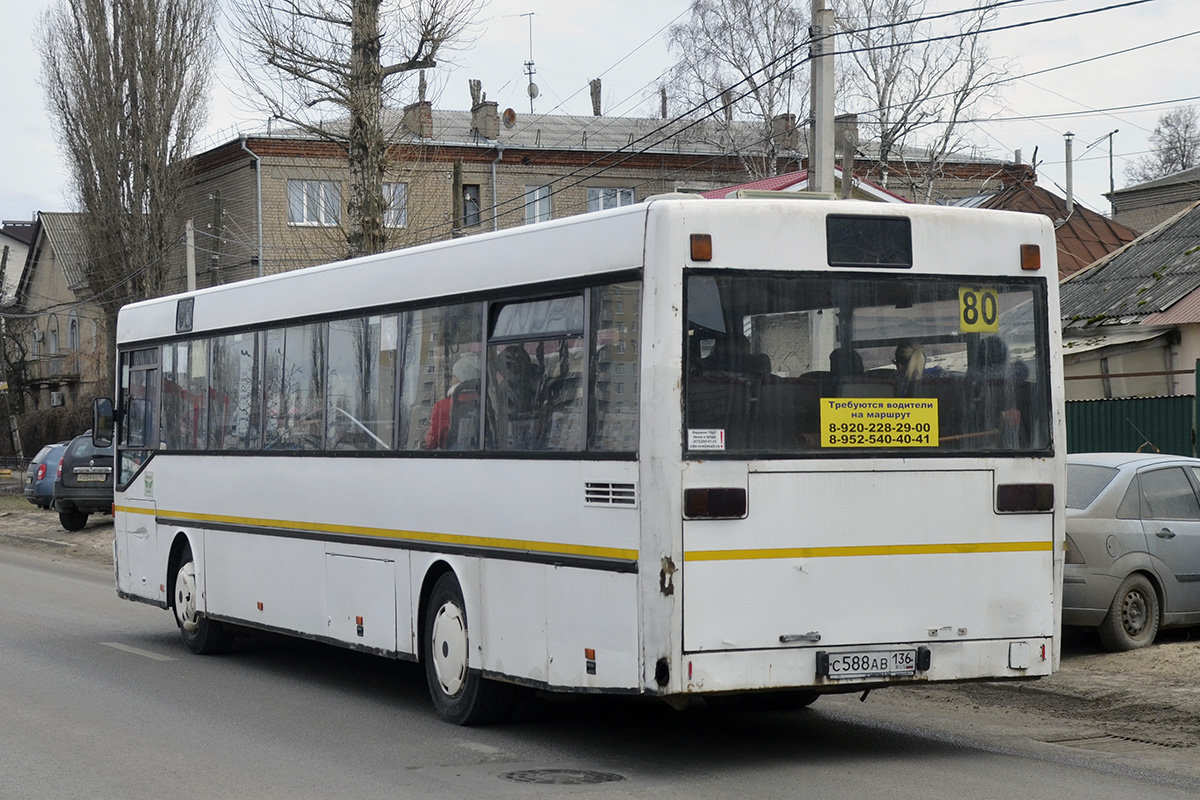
[688,429,726,451]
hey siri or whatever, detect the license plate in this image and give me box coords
[76,473,107,482]
[826,649,916,680]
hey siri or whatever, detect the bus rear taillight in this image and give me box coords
[996,483,1054,512]
[1020,243,1041,270]
[684,488,747,519]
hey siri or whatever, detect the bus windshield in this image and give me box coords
[685,271,1051,456]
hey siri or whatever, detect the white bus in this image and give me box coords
[99,196,1065,724]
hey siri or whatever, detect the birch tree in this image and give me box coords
[838,0,1009,198]
[663,0,809,179]
[229,0,486,258]
[37,0,217,379]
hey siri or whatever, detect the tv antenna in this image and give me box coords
[521,12,538,113]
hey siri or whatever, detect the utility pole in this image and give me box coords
[809,0,836,194]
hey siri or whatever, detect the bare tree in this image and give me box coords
[229,0,486,259]
[663,0,809,179]
[1124,106,1200,185]
[839,0,1009,197]
[37,0,217,380]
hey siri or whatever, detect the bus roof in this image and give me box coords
[116,197,1054,346]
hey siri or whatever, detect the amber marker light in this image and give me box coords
[690,233,713,261]
[1020,243,1041,270]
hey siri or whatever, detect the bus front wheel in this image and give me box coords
[172,547,232,655]
[423,572,513,725]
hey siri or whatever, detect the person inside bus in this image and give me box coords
[971,335,1029,445]
[424,353,481,450]
[702,333,753,375]
[893,340,926,396]
[489,344,540,448]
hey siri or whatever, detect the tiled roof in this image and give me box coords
[956,183,1139,280]
[1059,200,1200,328]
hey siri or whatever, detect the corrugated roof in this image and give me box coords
[37,212,91,292]
[267,108,1019,167]
[954,183,1139,280]
[1114,164,1200,195]
[1060,200,1200,329]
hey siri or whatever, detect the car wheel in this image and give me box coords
[423,572,513,725]
[59,510,88,531]
[1098,573,1160,651]
[173,547,232,655]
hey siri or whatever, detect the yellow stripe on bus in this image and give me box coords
[684,540,1053,562]
[114,505,638,563]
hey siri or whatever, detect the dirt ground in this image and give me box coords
[2,484,1197,763]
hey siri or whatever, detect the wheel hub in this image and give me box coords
[175,561,200,633]
[430,600,468,697]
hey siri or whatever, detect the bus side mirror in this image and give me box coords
[93,397,114,448]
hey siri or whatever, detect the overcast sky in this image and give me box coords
[3,0,1198,224]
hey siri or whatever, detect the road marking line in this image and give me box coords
[101,642,176,661]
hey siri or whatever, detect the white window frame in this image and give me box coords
[524,185,552,225]
[384,182,408,228]
[587,187,635,213]
[288,179,341,226]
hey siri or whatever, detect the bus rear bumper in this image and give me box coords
[678,637,1056,695]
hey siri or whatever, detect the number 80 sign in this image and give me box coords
[958,286,999,333]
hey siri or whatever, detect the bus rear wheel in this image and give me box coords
[172,547,232,655]
[423,572,513,725]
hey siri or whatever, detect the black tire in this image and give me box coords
[706,690,820,712]
[59,510,88,531]
[423,572,513,725]
[1098,573,1160,651]
[172,546,232,655]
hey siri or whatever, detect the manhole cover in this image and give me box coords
[502,769,625,785]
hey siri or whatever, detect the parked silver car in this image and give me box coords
[1065,453,1200,650]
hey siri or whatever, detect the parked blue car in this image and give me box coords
[24,441,70,509]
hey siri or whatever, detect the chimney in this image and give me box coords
[660,87,668,120]
[589,79,602,116]
[472,100,499,140]
[1014,148,1022,166]
[401,101,433,138]
[1064,132,1075,215]
[721,89,734,123]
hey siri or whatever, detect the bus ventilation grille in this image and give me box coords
[584,482,637,507]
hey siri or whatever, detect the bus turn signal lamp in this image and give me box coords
[684,487,747,519]
[1020,243,1041,270]
[690,233,713,261]
[996,483,1054,512]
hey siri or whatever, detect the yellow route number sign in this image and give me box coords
[821,398,939,448]
[958,286,999,333]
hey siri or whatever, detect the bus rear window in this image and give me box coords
[684,271,1051,457]
[826,215,912,268]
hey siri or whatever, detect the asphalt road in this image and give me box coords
[2,543,1199,800]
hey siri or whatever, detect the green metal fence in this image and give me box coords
[1065,395,1195,456]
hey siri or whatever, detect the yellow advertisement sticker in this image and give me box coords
[958,286,1000,333]
[820,398,939,447]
